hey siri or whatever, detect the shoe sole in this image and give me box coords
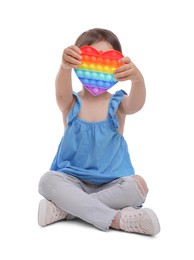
[143,208,161,236]
[38,199,48,227]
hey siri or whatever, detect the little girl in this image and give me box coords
[38,28,160,236]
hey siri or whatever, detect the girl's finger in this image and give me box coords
[114,63,132,74]
[116,76,132,81]
[114,68,133,79]
[63,52,82,65]
[64,47,82,61]
[69,45,82,54]
[119,56,131,64]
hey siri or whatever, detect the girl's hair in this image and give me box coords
[75,28,122,53]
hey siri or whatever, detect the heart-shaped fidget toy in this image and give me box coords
[74,46,124,96]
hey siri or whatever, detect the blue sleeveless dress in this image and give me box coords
[50,89,135,184]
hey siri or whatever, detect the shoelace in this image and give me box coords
[49,203,67,223]
[121,212,145,233]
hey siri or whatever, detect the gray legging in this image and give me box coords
[38,171,146,231]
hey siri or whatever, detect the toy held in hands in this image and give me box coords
[74,46,124,96]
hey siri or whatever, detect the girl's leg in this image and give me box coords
[38,171,117,231]
[89,175,148,210]
[88,176,160,236]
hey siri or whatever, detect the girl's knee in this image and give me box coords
[38,171,57,197]
[133,175,149,197]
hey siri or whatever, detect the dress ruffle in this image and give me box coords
[108,90,127,130]
[67,92,81,126]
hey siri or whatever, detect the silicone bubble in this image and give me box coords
[74,46,124,96]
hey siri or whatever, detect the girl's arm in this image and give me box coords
[55,45,82,113]
[114,57,146,115]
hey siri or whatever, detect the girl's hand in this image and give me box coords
[61,45,82,70]
[114,57,143,83]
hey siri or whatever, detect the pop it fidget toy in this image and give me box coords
[74,46,125,96]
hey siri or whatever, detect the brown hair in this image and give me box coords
[74,28,122,53]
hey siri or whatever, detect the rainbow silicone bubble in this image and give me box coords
[74,46,125,96]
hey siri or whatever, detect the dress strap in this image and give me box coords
[108,89,127,130]
[67,92,81,125]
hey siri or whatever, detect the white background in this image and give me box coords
[0,0,193,259]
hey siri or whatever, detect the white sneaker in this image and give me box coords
[38,199,68,227]
[119,207,160,236]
